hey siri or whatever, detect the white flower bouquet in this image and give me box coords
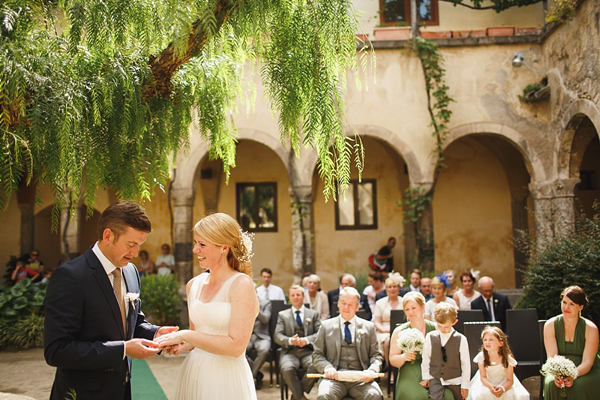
[396,328,425,364]
[541,355,578,397]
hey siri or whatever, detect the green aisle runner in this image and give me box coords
[131,359,168,400]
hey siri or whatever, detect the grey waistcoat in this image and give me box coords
[429,331,461,381]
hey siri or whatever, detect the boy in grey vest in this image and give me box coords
[420,302,470,400]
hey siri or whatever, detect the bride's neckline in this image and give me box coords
[198,272,239,303]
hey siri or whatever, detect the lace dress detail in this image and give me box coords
[467,352,529,400]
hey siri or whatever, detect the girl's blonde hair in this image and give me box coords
[481,326,514,368]
[193,213,253,276]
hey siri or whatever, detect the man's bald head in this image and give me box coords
[478,276,494,300]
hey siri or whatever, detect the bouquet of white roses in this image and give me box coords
[397,328,425,364]
[541,355,578,397]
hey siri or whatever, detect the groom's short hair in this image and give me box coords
[97,201,152,240]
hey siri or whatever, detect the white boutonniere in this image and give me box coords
[494,298,498,306]
[357,328,367,336]
[305,318,312,324]
[126,292,139,305]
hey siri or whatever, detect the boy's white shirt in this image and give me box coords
[421,328,471,389]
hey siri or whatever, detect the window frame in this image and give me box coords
[334,179,378,231]
[378,0,439,27]
[236,182,278,233]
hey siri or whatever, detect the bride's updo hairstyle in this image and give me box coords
[193,213,253,277]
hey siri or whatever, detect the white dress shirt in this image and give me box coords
[256,284,286,301]
[421,328,470,389]
[339,315,357,343]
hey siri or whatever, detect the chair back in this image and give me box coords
[506,309,540,361]
[390,309,406,333]
[455,309,484,334]
[538,319,547,364]
[356,309,368,320]
[464,321,501,378]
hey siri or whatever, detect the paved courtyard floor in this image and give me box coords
[0,348,540,399]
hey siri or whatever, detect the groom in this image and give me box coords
[44,201,178,400]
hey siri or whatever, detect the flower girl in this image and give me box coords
[468,326,529,400]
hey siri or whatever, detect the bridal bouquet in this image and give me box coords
[541,355,578,397]
[397,328,425,364]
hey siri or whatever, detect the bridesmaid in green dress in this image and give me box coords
[389,292,453,400]
[543,285,600,399]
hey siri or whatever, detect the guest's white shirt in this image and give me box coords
[409,284,419,292]
[156,254,175,275]
[421,328,470,389]
[288,305,307,345]
[424,297,458,320]
[338,315,357,343]
[256,284,286,301]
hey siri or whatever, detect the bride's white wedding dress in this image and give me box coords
[174,272,257,400]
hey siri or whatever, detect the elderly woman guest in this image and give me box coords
[304,273,330,321]
[374,272,404,365]
[453,270,481,310]
[543,286,600,399]
[424,277,457,321]
[390,292,453,400]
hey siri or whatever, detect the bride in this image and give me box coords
[156,213,259,399]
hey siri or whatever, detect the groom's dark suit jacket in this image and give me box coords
[44,247,158,400]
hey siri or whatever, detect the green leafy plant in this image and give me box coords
[140,274,182,325]
[516,205,600,321]
[545,0,576,25]
[0,279,46,349]
[518,83,542,103]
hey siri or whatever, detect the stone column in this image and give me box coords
[529,178,579,249]
[171,187,195,286]
[510,190,529,288]
[289,185,315,284]
[18,203,35,255]
[60,204,81,262]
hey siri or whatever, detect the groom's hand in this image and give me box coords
[126,339,161,359]
[154,326,179,339]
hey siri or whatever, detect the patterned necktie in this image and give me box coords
[113,269,126,334]
[344,321,352,344]
[296,310,303,328]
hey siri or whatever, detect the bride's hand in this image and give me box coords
[156,330,186,348]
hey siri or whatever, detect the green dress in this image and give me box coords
[394,321,454,400]
[543,315,600,400]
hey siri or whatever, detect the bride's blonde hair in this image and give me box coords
[193,213,253,276]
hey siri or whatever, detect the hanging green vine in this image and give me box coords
[411,36,454,173]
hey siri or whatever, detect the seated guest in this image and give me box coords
[421,302,470,400]
[543,286,600,400]
[399,269,422,297]
[452,271,481,310]
[374,272,404,366]
[329,273,372,320]
[305,274,330,321]
[471,276,511,331]
[425,277,457,321]
[27,250,44,271]
[420,277,433,301]
[246,296,271,389]
[137,250,155,276]
[313,287,383,400]
[12,259,39,283]
[444,269,459,297]
[363,271,386,319]
[257,267,286,301]
[275,285,321,400]
[155,243,175,275]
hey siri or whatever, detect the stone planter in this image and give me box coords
[452,30,486,38]
[374,26,411,41]
[420,30,452,39]
[486,26,515,37]
[515,27,542,36]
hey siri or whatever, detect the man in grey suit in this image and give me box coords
[246,296,271,389]
[275,285,322,400]
[312,287,383,400]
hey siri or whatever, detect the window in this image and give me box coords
[335,179,378,230]
[379,0,439,26]
[236,182,277,232]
